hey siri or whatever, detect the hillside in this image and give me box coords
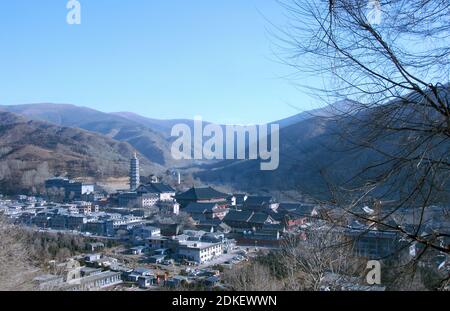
[0,104,173,167]
[195,89,450,203]
[111,111,195,137]
[0,112,161,194]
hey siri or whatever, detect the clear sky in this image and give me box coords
[0,0,322,124]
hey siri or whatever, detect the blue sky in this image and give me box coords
[0,0,322,124]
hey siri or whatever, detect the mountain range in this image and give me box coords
[0,111,161,194]
[1,89,448,201]
[0,101,360,195]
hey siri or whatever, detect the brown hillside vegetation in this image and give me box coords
[0,112,161,194]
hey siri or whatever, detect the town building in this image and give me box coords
[223,210,278,232]
[45,177,95,201]
[117,182,176,209]
[345,221,404,259]
[133,225,161,239]
[184,202,229,221]
[136,183,176,202]
[243,195,279,212]
[64,271,122,291]
[177,241,223,264]
[175,187,229,208]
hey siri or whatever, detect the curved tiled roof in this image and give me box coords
[137,183,175,194]
[175,187,228,200]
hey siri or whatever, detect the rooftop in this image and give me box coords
[137,183,175,194]
[184,202,219,214]
[175,187,228,201]
[179,241,221,250]
[244,196,274,207]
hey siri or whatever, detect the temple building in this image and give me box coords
[130,153,140,191]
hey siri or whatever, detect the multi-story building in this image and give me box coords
[82,221,109,236]
[130,153,140,191]
[45,178,95,201]
[67,215,87,230]
[119,182,177,208]
[175,187,229,208]
[133,225,161,239]
[136,182,176,202]
[177,241,223,264]
[49,214,69,230]
[64,271,122,291]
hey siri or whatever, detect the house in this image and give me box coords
[120,182,177,208]
[184,202,229,221]
[110,264,134,279]
[133,267,154,276]
[45,177,95,201]
[278,203,319,216]
[126,272,141,282]
[80,267,103,277]
[64,271,122,291]
[247,229,280,242]
[158,200,180,215]
[175,187,228,208]
[117,192,139,207]
[87,256,118,268]
[223,210,277,232]
[201,232,225,243]
[243,196,278,212]
[159,223,182,236]
[196,219,232,234]
[136,183,176,202]
[147,236,171,250]
[49,214,69,230]
[84,254,101,262]
[247,212,277,229]
[277,203,320,227]
[177,241,223,264]
[74,202,99,215]
[223,210,253,230]
[33,274,64,290]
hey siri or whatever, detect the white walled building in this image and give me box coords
[136,183,176,202]
[177,241,223,264]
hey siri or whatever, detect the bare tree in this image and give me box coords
[223,261,282,291]
[279,227,362,290]
[0,217,38,290]
[275,0,449,256]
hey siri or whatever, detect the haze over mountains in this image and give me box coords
[1,89,448,201]
[1,104,175,166]
[0,101,357,196]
